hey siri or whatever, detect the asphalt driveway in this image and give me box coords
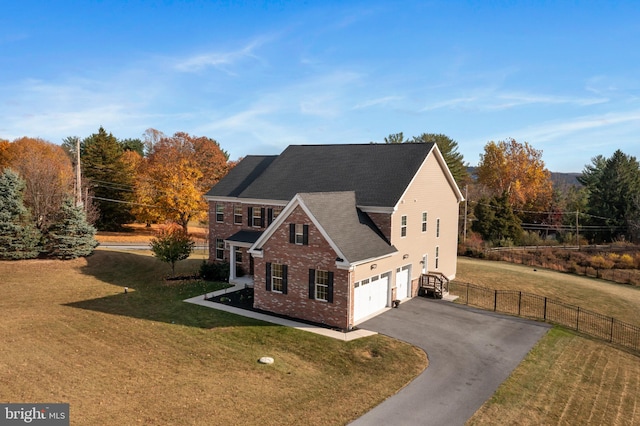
[351,297,551,426]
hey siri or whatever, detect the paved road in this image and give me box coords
[98,242,208,251]
[351,297,551,426]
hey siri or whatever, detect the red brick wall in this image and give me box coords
[366,212,392,242]
[208,201,283,263]
[253,206,351,330]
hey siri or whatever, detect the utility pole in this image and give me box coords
[463,184,468,243]
[576,210,580,248]
[75,137,83,208]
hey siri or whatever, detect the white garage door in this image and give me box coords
[395,265,410,300]
[354,274,389,322]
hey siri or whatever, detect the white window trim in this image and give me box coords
[314,269,329,302]
[252,208,262,228]
[216,204,224,223]
[234,205,243,224]
[215,238,225,260]
[271,264,284,293]
[295,224,305,245]
[436,218,440,238]
[422,212,428,233]
[401,215,407,238]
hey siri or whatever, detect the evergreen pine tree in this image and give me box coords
[45,198,98,259]
[82,127,135,230]
[0,169,41,259]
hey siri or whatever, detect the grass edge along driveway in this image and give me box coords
[0,250,425,426]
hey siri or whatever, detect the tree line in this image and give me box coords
[379,132,640,246]
[0,127,235,259]
[2,128,638,261]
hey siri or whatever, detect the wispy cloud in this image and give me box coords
[421,89,608,112]
[352,95,403,110]
[513,110,640,143]
[174,37,271,74]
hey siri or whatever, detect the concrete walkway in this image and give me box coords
[184,284,377,341]
[185,289,550,425]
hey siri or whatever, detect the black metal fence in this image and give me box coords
[450,281,640,354]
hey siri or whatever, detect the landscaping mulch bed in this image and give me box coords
[207,287,356,333]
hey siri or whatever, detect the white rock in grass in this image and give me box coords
[258,356,274,365]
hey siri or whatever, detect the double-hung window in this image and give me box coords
[436,218,440,238]
[266,262,287,294]
[435,246,440,269]
[401,215,407,237]
[422,212,428,232]
[289,224,309,245]
[234,205,243,224]
[215,238,224,260]
[248,207,265,228]
[309,269,333,302]
[215,204,224,222]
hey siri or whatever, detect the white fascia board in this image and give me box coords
[348,251,397,268]
[295,197,350,263]
[225,240,254,248]
[248,248,263,258]
[431,144,465,202]
[249,196,300,251]
[205,196,288,206]
[358,205,395,214]
[249,193,351,265]
[393,144,465,211]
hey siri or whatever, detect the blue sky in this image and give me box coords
[2,1,639,172]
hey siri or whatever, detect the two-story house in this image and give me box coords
[205,143,464,330]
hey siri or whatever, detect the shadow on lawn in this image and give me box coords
[64,250,270,330]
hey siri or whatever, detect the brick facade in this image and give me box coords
[208,201,283,263]
[366,212,392,242]
[253,206,350,330]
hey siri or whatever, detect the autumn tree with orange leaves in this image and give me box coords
[476,138,553,214]
[3,137,74,230]
[134,130,231,232]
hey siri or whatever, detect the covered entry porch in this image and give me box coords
[224,230,262,284]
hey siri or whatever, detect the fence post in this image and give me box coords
[610,317,614,343]
[494,290,497,312]
[543,297,547,320]
[466,283,469,305]
[576,307,580,331]
[518,291,522,316]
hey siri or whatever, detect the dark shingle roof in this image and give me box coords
[225,230,263,244]
[299,192,397,263]
[206,155,277,197]
[207,143,435,207]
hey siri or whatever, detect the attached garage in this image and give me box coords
[395,265,411,300]
[354,273,390,323]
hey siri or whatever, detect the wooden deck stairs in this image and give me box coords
[419,272,450,299]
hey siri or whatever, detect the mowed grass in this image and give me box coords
[468,327,640,426]
[457,257,640,426]
[456,257,640,326]
[0,250,425,425]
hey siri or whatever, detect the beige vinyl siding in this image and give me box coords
[391,152,459,280]
[352,152,460,284]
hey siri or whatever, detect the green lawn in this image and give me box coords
[0,250,425,425]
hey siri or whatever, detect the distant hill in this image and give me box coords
[550,172,582,187]
[467,167,582,187]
